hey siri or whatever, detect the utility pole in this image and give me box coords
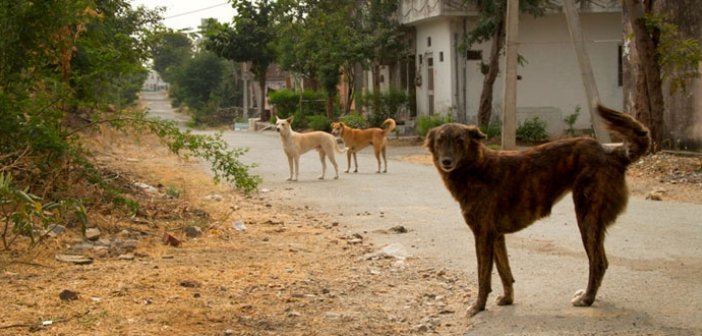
[502,0,519,149]
[562,0,611,143]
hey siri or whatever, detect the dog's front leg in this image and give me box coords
[292,156,300,181]
[286,154,295,181]
[344,150,352,173]
[468,232,496,317]
[493,234,515,306]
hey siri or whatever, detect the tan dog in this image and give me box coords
[330,118,396,173]
[275,116,346,181]
[425,105,650,316]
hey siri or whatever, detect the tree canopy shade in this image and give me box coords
[203,0,277,121]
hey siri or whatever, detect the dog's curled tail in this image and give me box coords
[382,118,397,137]
[596,104,651,163]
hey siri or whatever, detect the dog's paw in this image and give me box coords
[496,294,513,306]
[571,289,594,306]
[466,303,484,317]
[333,176,339,180]
[317,176,325,180]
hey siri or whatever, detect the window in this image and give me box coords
[466,50,482,61]
[440,52,444,62]
[427,36,431,47]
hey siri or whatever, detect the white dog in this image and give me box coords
[275,116,346,181]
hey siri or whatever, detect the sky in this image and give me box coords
[130,0,236,31]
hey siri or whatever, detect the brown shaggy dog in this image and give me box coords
[425,105,651,316]
[331,118,396,173]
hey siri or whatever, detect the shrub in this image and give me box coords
[516,117,549,143]
[339,113,367,129]
[563,106,580,137]
[361,89,409,127]
[269,89,326,120]
[307,114,330,132]
[480,121,502,139]
[416,114,452,138]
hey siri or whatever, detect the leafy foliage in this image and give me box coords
[644,13,702,95]
[0,1,260,251]
[203,0,277,121]
[516,117,549,143]
[563,105,580,137]
[339,113,368,129]
[306,115,331,132]
[416,114,453,138]
[360,89,409,127]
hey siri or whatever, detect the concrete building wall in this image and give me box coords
[408,7,623,137]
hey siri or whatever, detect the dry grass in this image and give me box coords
[0,128,473,335]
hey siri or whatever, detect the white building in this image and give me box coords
[400,0,622,136]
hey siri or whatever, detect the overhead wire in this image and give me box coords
[163,2,230,20]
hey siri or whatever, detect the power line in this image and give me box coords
[164,2,230,20]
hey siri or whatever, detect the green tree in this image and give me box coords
[622,0,702,149]
[150,29,193,83]
[204,0,277,121]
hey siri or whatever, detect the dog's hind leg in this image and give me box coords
[374,147,382,173]
[352,152,359,173]
[317,151,327,180]
[494,234,515,306]
[328,152,340,179]
[468,232,496,316]
[571,185,618,307]
[381,145,388,173]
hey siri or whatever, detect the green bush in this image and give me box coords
[339,113,367,129]
[416,114,452,138]
[360,89,409,127]
[563,106,580,137]
[307,114,331,132]
[516,117,549,143]
[480,120,502,139]
[269,89,326,120]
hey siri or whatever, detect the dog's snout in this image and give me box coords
[441,158,453,166]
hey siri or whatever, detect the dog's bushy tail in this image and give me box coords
[596,104,651,163]
[382,118,397,137]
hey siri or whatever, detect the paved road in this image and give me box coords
[142,90,702,335]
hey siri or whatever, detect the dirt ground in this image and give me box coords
[1,130,700,335]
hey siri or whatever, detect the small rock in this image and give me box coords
[646,189,665,201]
[389,225,408,234]
[224,329,234,336]
[47,224,66,237]
[233,221,247,231]
[179,280,201,288]
[134,182,158,193]
[59,289,79,301]
[55,254,93,265]
[204,194,223,202]
[85,228,101,241]
[162,232,182,247]
[117,253,135,261]
[184,226,203,238]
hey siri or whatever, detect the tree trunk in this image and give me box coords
[258,75,269,122]
[623,0,665,151]
[478,21,505,127]
[371,62,382,117]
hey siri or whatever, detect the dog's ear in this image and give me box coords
[286,116,294,124]
[424,127,437,153]
[466,126,487,141]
